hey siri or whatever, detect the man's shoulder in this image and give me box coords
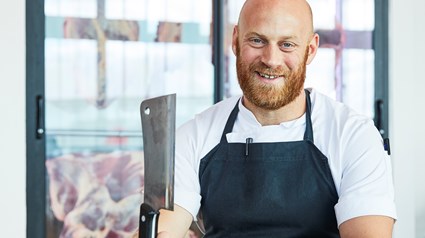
[310,88,376,145]
[310,89,370,124]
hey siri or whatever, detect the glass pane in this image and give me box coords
[309,0,336,30]
[342,49,375,117]
[105,0,147,20]
[146,0,166,22]
[45,0,213,237]
[45,0,97,18]
[343,0,374,31]
[305,48,337,99]
[223,0,244,97]
[166,0,194,22]
[45,39,97,102]
[226,48,241,96]
[226,0,244,25]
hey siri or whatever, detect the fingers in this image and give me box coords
[157,231,171,238]
[131,230,139,238]
[132,230,172,238]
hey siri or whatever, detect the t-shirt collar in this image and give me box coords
[238,96,306,128]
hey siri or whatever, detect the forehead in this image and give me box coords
[242,13,302,38]
[238,0,312,40]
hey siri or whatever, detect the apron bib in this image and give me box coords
[198,91,340,237]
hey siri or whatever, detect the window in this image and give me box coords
[31,0,387,237]
[44,0,213,236]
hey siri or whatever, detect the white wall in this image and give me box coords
[389,0,425,237]
[0,0,26,237]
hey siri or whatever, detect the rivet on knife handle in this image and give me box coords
[139,203,159,238]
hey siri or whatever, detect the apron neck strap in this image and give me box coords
[220,90,314,143]
[220,99,240,143]
[303,89,314,143]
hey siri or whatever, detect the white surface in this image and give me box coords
[0,0,26,236]
[389,0,425,237]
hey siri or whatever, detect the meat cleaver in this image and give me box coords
[139,94,175,238]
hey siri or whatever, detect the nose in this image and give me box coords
[261,44,284,69]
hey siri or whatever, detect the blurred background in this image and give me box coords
[1,0,424,237]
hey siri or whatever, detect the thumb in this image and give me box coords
[131,230,139,238]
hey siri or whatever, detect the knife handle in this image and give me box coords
[139,203,160,238]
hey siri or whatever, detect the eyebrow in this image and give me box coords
[244,32,299,42]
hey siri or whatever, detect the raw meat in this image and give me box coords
[46,152,144,238]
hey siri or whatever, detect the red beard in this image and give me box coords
[236,43,308,110]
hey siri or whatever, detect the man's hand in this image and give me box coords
[131,204,193,238]
[157,205,193,238]
[157,231,171,238]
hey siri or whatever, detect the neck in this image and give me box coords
[242,90,306,126]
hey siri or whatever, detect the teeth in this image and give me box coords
[259,72,280,79]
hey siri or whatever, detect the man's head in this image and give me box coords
[232,0,319,110]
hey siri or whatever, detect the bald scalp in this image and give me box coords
[238,0,314,38]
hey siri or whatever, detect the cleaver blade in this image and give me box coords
[139,94,175,238]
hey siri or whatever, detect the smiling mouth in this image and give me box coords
[257,71,283,80]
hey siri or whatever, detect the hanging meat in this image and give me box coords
[46,152,144,238]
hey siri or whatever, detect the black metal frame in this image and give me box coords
[374,0,390,139]
[25,0,389,236]
[213,0,225,103]
[26,0,45,236]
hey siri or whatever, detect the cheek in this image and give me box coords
[240,47,261,63]
[284,59,297,70]
[284,54,304,71]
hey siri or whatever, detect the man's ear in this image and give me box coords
[306,33,319,65]
[231,26,238,56]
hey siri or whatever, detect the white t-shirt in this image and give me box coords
[174,89,397,227]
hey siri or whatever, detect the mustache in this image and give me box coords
[249,62,289,77]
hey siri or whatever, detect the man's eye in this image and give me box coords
[282,42,294,48]
[251,38,264,44]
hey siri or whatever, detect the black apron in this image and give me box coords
[198,91,340,237]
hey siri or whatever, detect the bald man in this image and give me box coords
[135,0,397,237]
